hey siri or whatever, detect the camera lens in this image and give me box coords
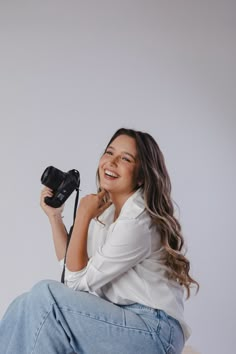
[41,166,65,190]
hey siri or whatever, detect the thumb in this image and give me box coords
[98,200,112,215]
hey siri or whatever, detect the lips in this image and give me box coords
[104,169,119,178]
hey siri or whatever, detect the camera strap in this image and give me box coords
[60,187,80,283]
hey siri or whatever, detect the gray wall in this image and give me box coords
[0,1,235,353]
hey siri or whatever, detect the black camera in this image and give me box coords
[41,166,80,208]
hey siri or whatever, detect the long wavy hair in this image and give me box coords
[97,128,199,298]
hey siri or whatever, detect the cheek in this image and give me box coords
[98,156,106,175]
[98,156,105,168]
[98,163,103,177]
[124,165,137,180]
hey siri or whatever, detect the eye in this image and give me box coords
[121,156,131,162]
[105,150,113,155]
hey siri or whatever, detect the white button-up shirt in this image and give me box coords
[61,189,191,340]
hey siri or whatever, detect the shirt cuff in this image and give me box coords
[59,258,65,269]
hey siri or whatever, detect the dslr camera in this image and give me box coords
[41,166,80,208]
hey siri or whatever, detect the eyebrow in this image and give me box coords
[107,145,137,161]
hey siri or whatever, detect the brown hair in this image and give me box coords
[97,127,199,298]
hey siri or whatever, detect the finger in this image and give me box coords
[41,190,53,197]
[42,186,53,194]
[97,189,107,198]
[41,192,53,201]
[42,186,53,193]
[98,200,112,213]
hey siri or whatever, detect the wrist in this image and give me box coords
[48,214,64,224]
[76,209,92,223]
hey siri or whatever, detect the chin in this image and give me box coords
[100,181,111,192]
[102,186,113,193]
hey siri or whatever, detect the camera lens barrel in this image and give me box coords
[41,166,65,190]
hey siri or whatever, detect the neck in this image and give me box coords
[108,190,135,221]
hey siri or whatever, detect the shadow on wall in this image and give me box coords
[182,346,201,354]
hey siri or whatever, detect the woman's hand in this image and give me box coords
[40,187,67,261]
[40,187,64,219]
[76,189,112,222]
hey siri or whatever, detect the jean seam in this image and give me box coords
[31,306,54,354]
[59,306,154,337]
[166,325,174,354]
[154,311,168,353]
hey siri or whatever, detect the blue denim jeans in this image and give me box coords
[0,280,184,354]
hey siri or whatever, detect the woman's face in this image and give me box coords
[98,134,140,198]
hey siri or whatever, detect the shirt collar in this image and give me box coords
[119,188,145,220]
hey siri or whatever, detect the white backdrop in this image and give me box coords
[0,1,235,353]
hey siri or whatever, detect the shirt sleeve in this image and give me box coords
[64,218,151,292]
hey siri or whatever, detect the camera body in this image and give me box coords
[41,166,80,208]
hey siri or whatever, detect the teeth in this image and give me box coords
[105,169,118,178]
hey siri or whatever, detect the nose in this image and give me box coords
[109,155,120,165]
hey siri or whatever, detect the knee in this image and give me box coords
[30,279,62,305]
[31,279,58,291]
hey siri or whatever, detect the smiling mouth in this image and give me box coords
[104,169,119,178]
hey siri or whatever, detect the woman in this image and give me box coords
[0,128,199,354]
